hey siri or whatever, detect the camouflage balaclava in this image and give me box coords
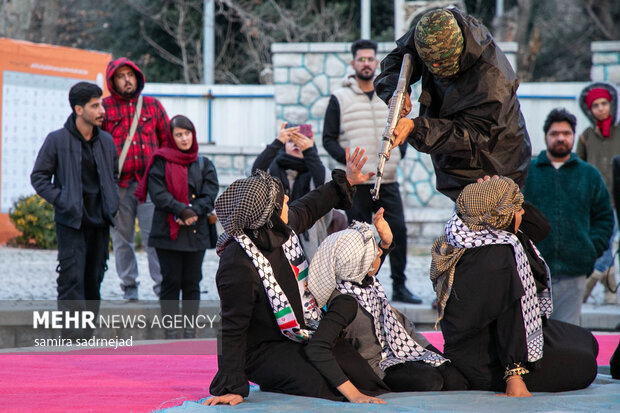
[414,9,464,78]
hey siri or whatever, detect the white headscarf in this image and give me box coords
[308,221,378,308]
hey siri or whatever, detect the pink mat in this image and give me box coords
[0,333,617,413]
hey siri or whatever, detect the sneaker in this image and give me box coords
[123,286,138,302]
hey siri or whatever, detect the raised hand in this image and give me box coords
[345,146,375,186]
[373,207,393,248]
[290,132,314,151]
[276,122,300,144]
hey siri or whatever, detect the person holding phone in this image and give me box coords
[251,122,333,260]
[135,115,219,339]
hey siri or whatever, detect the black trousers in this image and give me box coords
[346,182,407,284]
[56,223,109,338]
[156,248,205,321]
[383,360,469,391]
[445,319,599,392]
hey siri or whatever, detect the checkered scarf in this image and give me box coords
[214,170,282,255]
[430,178,553,363]
[308,221,379,308]
[215,170,321,342]
[308,221,447,370]
[338,278,448,370]
[234,232,321,342]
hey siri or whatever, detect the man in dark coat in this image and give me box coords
[374,8,531,201]
[31,82,119,338]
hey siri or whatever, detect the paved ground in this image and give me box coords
[0,245,612,307]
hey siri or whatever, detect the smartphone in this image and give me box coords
[288,123,312,138]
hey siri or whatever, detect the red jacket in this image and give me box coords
[102,57,169,187]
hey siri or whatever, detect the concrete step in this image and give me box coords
[1,300,618,350]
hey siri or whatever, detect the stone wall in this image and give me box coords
[591,41,620,86]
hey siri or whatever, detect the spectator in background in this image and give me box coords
[323,38,420,304]
[523,108,613,325]
[135,115,219,339]
[577,82,620,305]
[31,82,119,338]
[102,57,169,301]
[252,122,332,261]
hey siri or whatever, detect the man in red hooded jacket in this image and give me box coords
[102,58,170,300]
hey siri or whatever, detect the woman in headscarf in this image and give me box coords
[206,147,388,406]
[431,177,599,397]
[135,114,219,339]
[307,209,468,392]
[251,122,330,261]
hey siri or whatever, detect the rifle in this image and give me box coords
[370,53,413,201]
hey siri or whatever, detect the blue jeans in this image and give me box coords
[594,212,617,272]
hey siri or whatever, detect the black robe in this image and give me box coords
[441,240,599,392]
[209,170,384,400]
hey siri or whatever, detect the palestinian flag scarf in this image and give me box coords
[235,231,321,342]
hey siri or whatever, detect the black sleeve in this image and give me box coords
[304,294,358,387]
[377,241,395,272]
[189,157,219,216]
[494,298,529,374]
[322,96,346,164]
[287,170,355,235]
[147,157,187,217]
[373,28,425,104]
[30,133,61,206]
[252,139,284,173]
[209,247,259,397]
[302,145,326,186]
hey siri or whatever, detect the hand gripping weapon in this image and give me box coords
[370,53,413,201]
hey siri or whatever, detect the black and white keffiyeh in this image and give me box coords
[308,221,378,308]
[308,221,447,370]
[215,170,321,342]
[430,177,552,363]
[234,231,322,343]
[439,212,553,362]
[338,278,448,370]
[215,170,283,255]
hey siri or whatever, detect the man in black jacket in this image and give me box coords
[31,82,119,338]
[375,8,531,201]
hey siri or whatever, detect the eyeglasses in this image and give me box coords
[355,57,376,63]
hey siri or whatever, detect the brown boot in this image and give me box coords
[584,269,604,303]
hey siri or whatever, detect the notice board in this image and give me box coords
[0,37,111,243]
